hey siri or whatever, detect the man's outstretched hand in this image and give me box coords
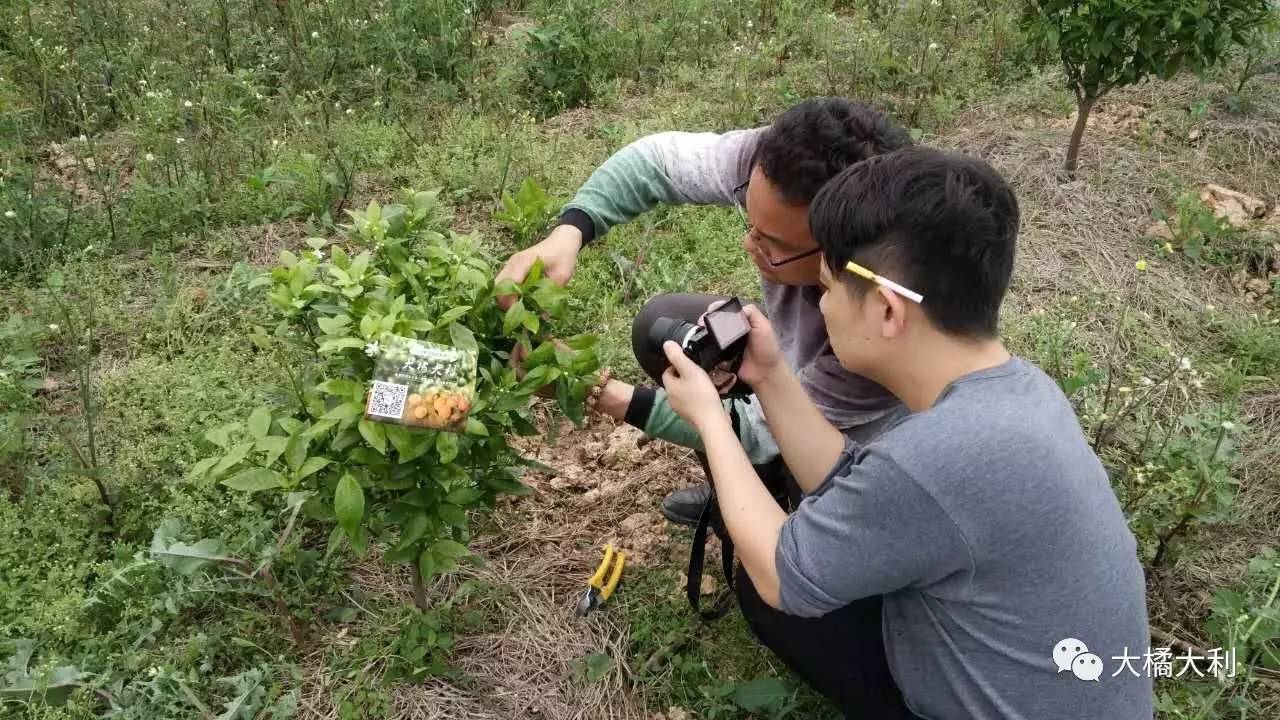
[495,224,583,310]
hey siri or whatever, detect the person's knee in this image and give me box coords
[630,295,668,362]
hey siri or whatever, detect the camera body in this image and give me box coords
[647,297,751,376]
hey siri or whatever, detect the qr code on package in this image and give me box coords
[367,380,409,419]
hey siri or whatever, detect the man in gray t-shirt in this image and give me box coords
[658,147,1152,719]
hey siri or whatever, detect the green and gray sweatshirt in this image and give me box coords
[560,128,902,462]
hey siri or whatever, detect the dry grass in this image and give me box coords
[298,418,700,720]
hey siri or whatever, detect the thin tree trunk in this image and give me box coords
[411,569,430,610]
[1064,94,1095,177]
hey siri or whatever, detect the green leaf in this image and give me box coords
[418,549,436,584]
[295,456,332,480]
[316,314,351,335]
[432,538,470,558]
[445,486,482,505]
[149,519,235,575]
[436,432,459,464]
[222,467,286,492]
[247,407,272,440]
[464,418,488,436]
[186,456,219,481]
[502,299,527,335]
[318,337,366,354]
[316,378,362,397]
[438,503,467,527]
[387,424,433,462]
[400,512,432,548]
[284,434,310,471]
[358,419,388,455]
[321,402,364,422]
[256,436,288,466]
[204,422,237,450]
[436,305,472,326]
[449,322,478,353]
[730,677,790,713]
[335,474,365,534]
[211,442,254,477]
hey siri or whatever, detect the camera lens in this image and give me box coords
[648,317,701,352]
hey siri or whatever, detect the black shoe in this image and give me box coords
[661,484,710,527]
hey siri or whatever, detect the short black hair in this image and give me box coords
[756,98,913,205]
[811,146,1019,338]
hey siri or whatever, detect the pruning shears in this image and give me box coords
[576,543,626,616]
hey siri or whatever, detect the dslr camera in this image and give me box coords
[647,297,751,388]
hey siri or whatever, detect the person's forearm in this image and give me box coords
[698,414,786,609]
[752,366,846,494]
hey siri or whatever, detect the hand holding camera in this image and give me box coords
[654,298,785,430]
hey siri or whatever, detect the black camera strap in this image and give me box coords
[685,404,742,622]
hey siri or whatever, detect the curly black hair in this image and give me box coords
[755,98,913,205]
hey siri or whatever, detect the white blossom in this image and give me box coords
[183,100,193,108]
[47,323,59,331]
[175,137,185,144]
[145,153,155,162]
[3,210,14,218]
[311,30,320,39]
[364,341,380,357]
[1178,356,1192,371]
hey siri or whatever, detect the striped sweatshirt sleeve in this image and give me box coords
[563,128,765,242]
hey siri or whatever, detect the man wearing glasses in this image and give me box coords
[496,98,913,526]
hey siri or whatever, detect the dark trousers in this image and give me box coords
[631,293,917,720]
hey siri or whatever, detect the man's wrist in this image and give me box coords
[555,209,594,246]
[751,364,791,397]
[693,407,733,439]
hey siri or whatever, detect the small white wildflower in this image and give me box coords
[47,323,59,331]
[1118,386,1132,394]
[183,100,193,108]
[1205,303,1216,311]
[145,153,155,161]
[345,108,353,115]
[271,139,280,147]
[746,20,753,28]
[3,210,14,218]
[1221,421,1235,431]
[1178,356,1191,371]
[255,92,264,100]
[84,244,94,252]
[138,79,147,86]
[364,341,380,357]
[311,249,325,260]
[373,99,382,108]
[175,137,185,144]
[311,30,320,39]
[928,42,939,50]
[1140,376,1154,386]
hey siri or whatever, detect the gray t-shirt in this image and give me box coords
[775,357,1153,720]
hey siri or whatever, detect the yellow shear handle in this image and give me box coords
[588,544,615,589]
[600,551,625,601]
